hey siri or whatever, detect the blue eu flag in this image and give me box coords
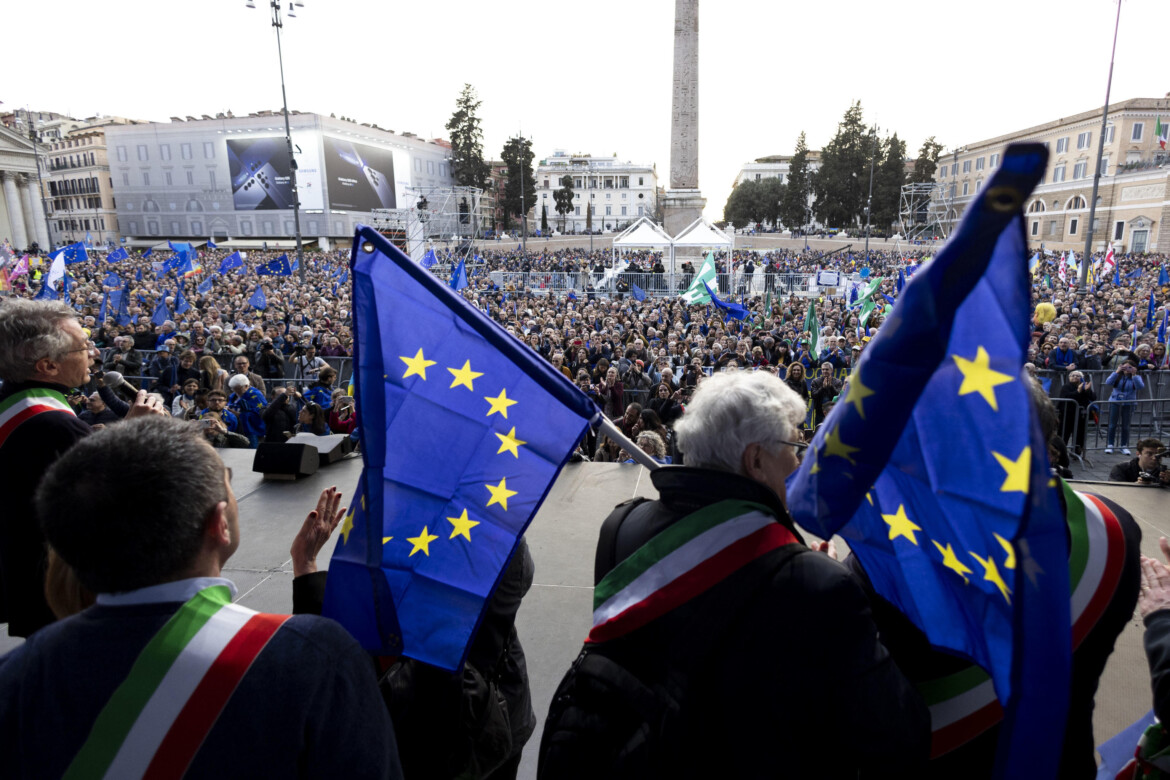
[256,254,292,276]
[248,285,267,310]
[450,259,468,291]
[141,248,153,259]
[115,283,132,326]
[197,275,217,295]
[630,282,646,302]
[151,292,172,327]
[175,283,191,315]
[106,247,129,264]
[59,242,88,265]
[323,226,599,671]
[162,252,186,274]
[98,292,109,323]
[420,249,438,269]
[207,239,217,249]
[785,144,1070,776]
[702,281,747,320]
[218,251,244,275]
[103,271,120,288]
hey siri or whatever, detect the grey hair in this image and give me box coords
[0,299,79,382]
[228,374,250,390]
[674,370,806,475]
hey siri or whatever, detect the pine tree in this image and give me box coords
[779,132,812,230]
[445,85,490,189]
[909,137,944,184]
[500,136,537,231]
[813,102,869,228]
[553,175,574,231]
[871,133,907,232]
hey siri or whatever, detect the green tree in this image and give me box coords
[871,133,906,231]
[541,203,549,232]
[553,174,574,231]
[779,132,812,230]
[500,136,537,233]
[813,101,869,228]
[585,199,593,233]
[909,136,944,184]
[758,177,786,228]
[445,84,489,189]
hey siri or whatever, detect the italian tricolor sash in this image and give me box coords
[0,387,75,447]
[65,585,291,780]
[925,481,1127,757]
[588,500,800,644]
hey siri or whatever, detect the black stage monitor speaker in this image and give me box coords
[286,433,356,466]
[253,442,320,480]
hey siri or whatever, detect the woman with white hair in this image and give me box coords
[227,373,268,448]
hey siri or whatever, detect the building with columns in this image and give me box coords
[934,95,1170,253]
[534,151,658,234]
[0,124,52,252]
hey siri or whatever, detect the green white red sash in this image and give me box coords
[0,387,75,447]
[588,500,800,644]
[65,585,291,780]
[925,481,1127,757]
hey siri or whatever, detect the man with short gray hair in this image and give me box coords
[0,299,163,637]
[540,370,929,776]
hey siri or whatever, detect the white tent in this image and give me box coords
[670,217,732,271]
[612,217,673,250]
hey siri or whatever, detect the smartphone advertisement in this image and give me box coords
[226,133,324,211]
[323,137,406,212]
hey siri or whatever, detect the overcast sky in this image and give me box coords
[6,0,1165,221]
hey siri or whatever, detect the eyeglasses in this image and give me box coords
[63,340,97,356]
[777,439,809,452]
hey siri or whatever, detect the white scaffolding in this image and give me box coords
[369,185,484,265]
[899,182,950,242]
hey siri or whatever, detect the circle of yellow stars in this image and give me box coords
[812,343,1036,606]
[342,347,529,559]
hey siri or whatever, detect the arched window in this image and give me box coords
[1066,195,1086,210]
[1027,200,1046,214]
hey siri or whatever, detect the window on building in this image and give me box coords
[1031,221,1039,236]
[575,178,582,188]
[121,173,130,186]
[621,206,627,216]
[1072,162,1086,179]
[240,221,253,236]
[962,160,971,173]
[186,171,194,185]
[136,145,148,161]
[1052,165,1066,183]
[1069,218,1079,236]
[170,220,181,234]
[165,172,173,186]
[203,142,215,159]
[1126,150,1142,164]
[1077,131,1091,150]
[638,177,644,186]
[755,174,761,181]
[1132,123,1144,141]
[605,206,611,215]
[116,146,127,162]
[208,170,216,189]
[191,220,202,235]
[989,153,1000,168]
[962,182,969,196]
[160,144,171,161]
[148,221,160,236]
[427,160,434,175]
[414,158,422,173]
[1100,156,1110,176]
[1068,195,1086,209]
[129,221,138,234]
[439,164,447,178]
[574,206,580,216]
[975,157,985,171]
[142,172,150,186]
[1047,220,1057,236]
[1104,125,1115,143]
[181,143,192,160]
[638,206,644,216]
[543,179,549,189]
[939,164,948,178]
[1056,137,1069,153]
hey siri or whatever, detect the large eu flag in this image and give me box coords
[218,251,244,275]
[323,226,598,671]
[256,254,292,276]
[785,144,1070,776]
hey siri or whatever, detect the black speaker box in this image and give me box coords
[286,433,356,465]
[252,442,320,480]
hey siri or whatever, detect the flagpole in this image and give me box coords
[597,415,662,471]
[1079,0,1121,290]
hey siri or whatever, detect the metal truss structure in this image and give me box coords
[369,186,484,264]
[899,182,951,242]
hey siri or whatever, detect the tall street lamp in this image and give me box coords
[247,0,305,282]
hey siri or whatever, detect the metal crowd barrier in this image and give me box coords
[1082,398,1168,451]
[1038,369,1170,402]
[485,271,855,299]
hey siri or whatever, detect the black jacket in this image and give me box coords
[0,381,92,637]
[1109,457,1142,482]
[1145,610,1170,724]
[262,394,298,443]
[592,467,930,778]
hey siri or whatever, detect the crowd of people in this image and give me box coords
[0,235,1167,777]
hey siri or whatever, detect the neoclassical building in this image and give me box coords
[0,124,51,252]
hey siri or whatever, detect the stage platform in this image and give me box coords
[1,453,1164,775]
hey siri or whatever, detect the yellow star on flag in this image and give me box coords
[952,346,1013,411]
[495,427,527,458]
[447,360,483,391]
[406,526,439,557]
[992,446,1031,493]
[882,504,921,546]
[447,508,480,541]
[485,477,517,511]
[843,375,875,419]
[932,540,973,583]
[340,508,355,545]
[382,537,393,544]
[994,533,1016,569]
[400,348,436,380]
[823,425,860,465]
[484,389,517,419]
[970,550,1012,603]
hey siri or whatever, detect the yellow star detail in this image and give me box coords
[382,537,393,544]
[495,427,526,458]
[932,540,973,583]
[400,348,436,380]
[448,360,483,391]
[843,375,875,419]
[970,550,1012,603]
[882,504,922,546]
[485,477,518,511]
[406,526,439,557]
[447,509,480,542]
[484,389,517,418]
[340,508,355,545]
[952,346,1013,411]
[823,426,861,465]
[992,446,1031,494]
[994,533,1016,569]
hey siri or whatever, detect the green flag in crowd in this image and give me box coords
[680,252,718,305]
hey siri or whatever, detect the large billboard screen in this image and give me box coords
[227,134,324,211]
[323,137,405,212]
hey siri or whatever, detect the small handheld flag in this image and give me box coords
[256,255,292,277]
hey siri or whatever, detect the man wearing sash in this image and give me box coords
[569,371,930,776]
[0,415,400,778]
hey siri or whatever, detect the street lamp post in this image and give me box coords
[864,124,879,266]
[248,0,305,282]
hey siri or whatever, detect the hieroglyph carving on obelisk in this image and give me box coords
[669,0,699,190]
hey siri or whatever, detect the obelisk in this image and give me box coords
[661,0,706,238]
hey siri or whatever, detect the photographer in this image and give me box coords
[293,342,327,383]
[1110,439,1169,486]
[1104,360,1145,455]
[255,339,286,385]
